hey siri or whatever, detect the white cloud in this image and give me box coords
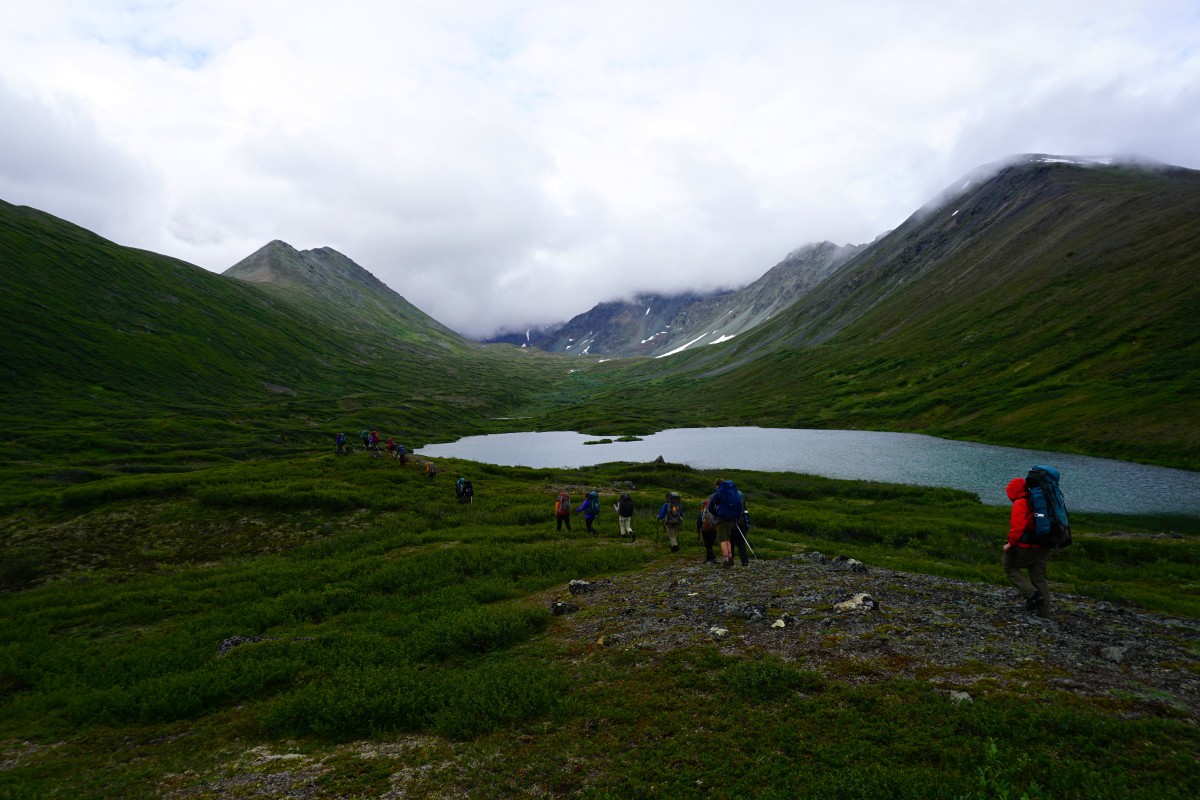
[2,0,1199,337]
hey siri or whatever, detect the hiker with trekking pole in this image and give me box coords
[731,490,753,566]
[576,490,600,535]
[708,478,748,568]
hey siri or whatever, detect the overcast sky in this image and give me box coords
[3,1,1199,337]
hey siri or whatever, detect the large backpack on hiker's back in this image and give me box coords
[711,480,743,521]
[699,499,717,533]
[555,491,571,517]
[586,490,600,515]
[1021,465,1072,548]
[617,492,633,517]
[665,492,683,525]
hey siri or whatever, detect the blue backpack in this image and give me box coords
[1021,465,1072,548]
[711,480,744,521]
[586,490,600,515]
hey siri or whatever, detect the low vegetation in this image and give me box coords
[3,162,1199,797]
[3,454,1198,798]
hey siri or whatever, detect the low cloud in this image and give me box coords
[3,2,1200,337]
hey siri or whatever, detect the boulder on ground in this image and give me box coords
[833,593,879,613]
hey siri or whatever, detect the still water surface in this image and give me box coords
[417,427,1200,516]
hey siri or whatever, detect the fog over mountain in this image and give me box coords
[484,241,861,358]
[3,3,1200,337]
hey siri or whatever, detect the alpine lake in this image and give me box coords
[418,426,1200,516]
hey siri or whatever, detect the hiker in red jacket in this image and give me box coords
[1003,477,1052,618]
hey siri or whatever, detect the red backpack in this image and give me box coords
[555,491,570,516]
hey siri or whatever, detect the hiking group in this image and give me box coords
[334,427,1070,618]
[548,489,608,536]
[551,479,753,567]
[334,430,407,463]
[548,465,1069,618]
[701,479,752,567]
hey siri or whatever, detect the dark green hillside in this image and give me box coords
[0,201,569,505]
[539,160,1200,469]
[224,239,463,345]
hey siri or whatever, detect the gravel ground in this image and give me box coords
[551,550,1200,718]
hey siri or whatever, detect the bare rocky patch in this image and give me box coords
[548,551,1200,717]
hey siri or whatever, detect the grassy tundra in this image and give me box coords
[3,454,1198,799]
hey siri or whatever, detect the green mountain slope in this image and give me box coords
[542,158,1200,468]
[0,201,568,503]
[224,239,464,346]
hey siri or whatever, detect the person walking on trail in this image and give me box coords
[614,492,635,541]
[360,429,371,451]
[335,432,348,455]
[1003,476,1052,618]
[554,490,573,533]
[697,497,718,563]
[729,490,751,566]
[708,478,745,568]
[576,490,600,535]
[657,491,684,553]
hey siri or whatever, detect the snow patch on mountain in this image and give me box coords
[655,331,711,358]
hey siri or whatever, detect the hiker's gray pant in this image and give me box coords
[1003,547,1051,617]
[665,523,679,547]
[618,516,633,537]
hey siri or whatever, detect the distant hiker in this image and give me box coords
[696,497,718,563]
[614,492,635,541]
[425,461,437,481]
[577,490,600,535]
[708,479,745,568]
[1003,476,1052,617]
[360,429,371,450]
[386,437,396,454]
[657,491,684,553]
[554,490,573,533]
[369,430,380,449]
[397,443,407,465]
[455,477,473,504]
[335,432,348,455]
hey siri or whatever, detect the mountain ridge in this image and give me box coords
[537,155,1200,468]
[484,240,861,358]
[2,153,1198,470]
[223,239,464,345]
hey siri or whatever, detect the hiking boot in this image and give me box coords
[1024,591,1044,614]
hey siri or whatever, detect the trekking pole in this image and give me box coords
[740,529,756,559]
